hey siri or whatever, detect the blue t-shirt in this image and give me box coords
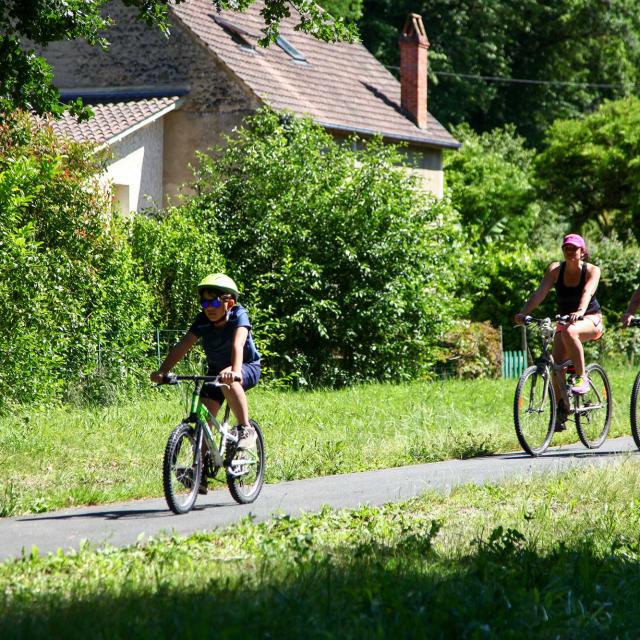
[188,305,261,373]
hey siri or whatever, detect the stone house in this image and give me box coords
[43,0,459,214]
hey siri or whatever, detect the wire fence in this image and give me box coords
[85,323,640,382]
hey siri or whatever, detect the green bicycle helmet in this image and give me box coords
[197,273,240,298]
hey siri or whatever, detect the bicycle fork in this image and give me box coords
[529,367,552,414]
[196,420,242,472]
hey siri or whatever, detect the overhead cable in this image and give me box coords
[385,65,635,90]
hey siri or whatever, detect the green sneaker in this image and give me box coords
[571,376,590,395]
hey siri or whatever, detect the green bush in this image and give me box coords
[0,111,153,407]
[129,203,227,329]
[437,320,503,379]
[588,234,640,324]
[444,124,540,245]
[176,108,469,385]
[466,245,549,350]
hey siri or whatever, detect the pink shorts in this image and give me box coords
[556,313,603,340]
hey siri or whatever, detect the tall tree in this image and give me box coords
[316,0,362,22]
[360,0,640,146]
[536,96,640,242]
[444,124,538,245]
[0,0,357,117]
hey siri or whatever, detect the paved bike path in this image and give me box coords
[1,436,638,562]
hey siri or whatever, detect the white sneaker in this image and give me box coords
[236,425,257,450]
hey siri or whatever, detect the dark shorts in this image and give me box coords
[200,362,261,405]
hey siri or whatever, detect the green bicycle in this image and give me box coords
[160,373,265,514]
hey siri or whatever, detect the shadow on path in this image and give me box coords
[499,448,638,461]
[17,501,233,523]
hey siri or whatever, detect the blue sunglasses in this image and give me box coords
[201,298,224,309]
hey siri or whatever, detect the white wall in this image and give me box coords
[331,132,445,198]
[105,118,164,214]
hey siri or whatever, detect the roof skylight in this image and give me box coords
[276,35,307,63]
[212,16,257,51]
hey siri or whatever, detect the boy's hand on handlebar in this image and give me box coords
[514,313,526,325]
[219,367,242,385]
[621,312,635,327]
[150,371,177,384]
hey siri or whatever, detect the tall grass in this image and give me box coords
[0,368,637,516]
[2,460,640,637]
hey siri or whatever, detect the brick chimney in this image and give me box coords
[399,13,429,129]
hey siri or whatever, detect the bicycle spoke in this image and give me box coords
[163,423,201,514]
[226,420,265,504]
[575,363,611,449]
[514,366,555,456]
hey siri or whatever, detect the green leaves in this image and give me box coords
[537,96,640,241]
[360,0,640,146]
[180,108,468,385]
[0,111,153,407]
[445,123,538,246]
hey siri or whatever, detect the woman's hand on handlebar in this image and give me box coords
[621,312,635,327]
[514,312,528,325]
[150,370,164,383]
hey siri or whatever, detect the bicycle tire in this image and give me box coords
[226,419,265,504]
[575,363,612,449]
[163,422,202,514]
[631,371,640,449]
[514,365,556,456]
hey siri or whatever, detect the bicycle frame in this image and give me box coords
[525,318,567,402]
[184,378,239,469]
[524,318,604,416]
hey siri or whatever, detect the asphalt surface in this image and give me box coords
[0,436,638,561]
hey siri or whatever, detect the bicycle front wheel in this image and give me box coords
[226,419,265,504]
[575,363,611,449]
[514,365,556,456]
[631,371,640,449]
[163,423,202,514]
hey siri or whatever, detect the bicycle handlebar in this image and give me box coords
[522,314,583,326]
[160,373,242,385]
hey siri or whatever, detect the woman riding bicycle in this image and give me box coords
[514,234,602,428]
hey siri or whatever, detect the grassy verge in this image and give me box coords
[2,459,640,638]
[0,367,636,516]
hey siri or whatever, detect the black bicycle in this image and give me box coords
[159,373,265,514]
[514,315,611,456]
[627,318,640,448]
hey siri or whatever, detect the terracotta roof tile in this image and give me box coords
[172,0,459,149]
[50,96,181,145]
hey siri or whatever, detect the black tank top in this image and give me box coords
[555,262,600,315]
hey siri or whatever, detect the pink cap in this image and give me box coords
[562,233,586,251]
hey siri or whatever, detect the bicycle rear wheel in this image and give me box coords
[226,419,265,504]
[575,363,611,449]
[514,365,556,456]
[163,423,202,514]
[631,372,640,449]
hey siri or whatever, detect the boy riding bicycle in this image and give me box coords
[150,274,261,457]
